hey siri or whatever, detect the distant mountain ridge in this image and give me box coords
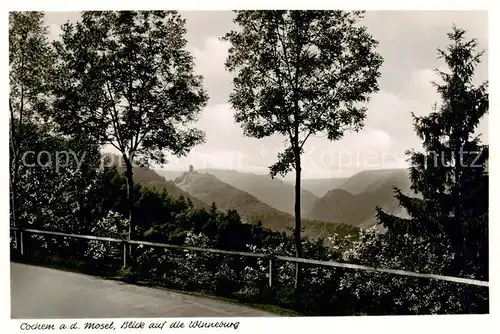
[194,168,318,216]
[173,169,357,239]
[154,169,185,181]
[308,169,412,228]
[338,169,410,195]
[299,177,349,197]
[155,166,413,230]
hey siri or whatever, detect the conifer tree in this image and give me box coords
[376,26,488,280]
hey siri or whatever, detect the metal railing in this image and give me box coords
[10,227,489,288]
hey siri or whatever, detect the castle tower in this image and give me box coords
[189,165,194,173]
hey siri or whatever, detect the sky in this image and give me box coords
[43,11,489,179]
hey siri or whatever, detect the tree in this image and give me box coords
[50,11,208,248]
[223,10,383,289]
[9,11,54,248]
[376,26,489,281]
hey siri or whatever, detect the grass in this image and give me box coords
[108,277,303,316]
[177,290,304,316]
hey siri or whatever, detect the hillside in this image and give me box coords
[174,170,357,239]
[338,169,410,195]
[109,160,208,209]
[308,169,412,228]
[197,168,319,216]
[300,177,349,197]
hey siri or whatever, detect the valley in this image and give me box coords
[154,166,413,232]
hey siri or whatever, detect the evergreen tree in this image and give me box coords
[376,26,489,280]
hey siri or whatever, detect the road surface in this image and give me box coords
[10,263,275,318]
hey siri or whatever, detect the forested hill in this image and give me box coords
[112,164,209,210]
[307,169,412,228]
[193,168,319,216]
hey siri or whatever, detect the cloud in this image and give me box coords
[364,11,488,44]
[166,100,404,178]
[190,37,230,78]
[47,24,62,41]
[189,37,232,105]
[299,127,404,178]
[167,149,247,171]
[44,12,81,41]
[195,103,241,141]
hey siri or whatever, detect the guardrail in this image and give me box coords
[10,227,489,288]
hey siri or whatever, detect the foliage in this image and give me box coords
[51,11,208,162]
[86,211,129,261]
[332,228,488,314]
[9,11,53,124]
[223,11,383,160]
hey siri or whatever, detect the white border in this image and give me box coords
[4,315,497,333]
[1,1,498,334]
[1,0,496,11]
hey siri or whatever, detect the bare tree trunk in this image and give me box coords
[10,100,22,254]
[9,45,25,255]
[294,155,302,291]
[122,153,134,263]
[452,137,464,276]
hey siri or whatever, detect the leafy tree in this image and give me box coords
[376,26,489,281]
[50,11,209,245]
[9,11,53,239]
[223,10,383,289]
[9,13,103,240]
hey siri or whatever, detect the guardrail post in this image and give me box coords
[268,257,275,288]
[19,230,24,256]
[122,241,128,268]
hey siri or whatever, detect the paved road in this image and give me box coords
[10,263,275,318]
